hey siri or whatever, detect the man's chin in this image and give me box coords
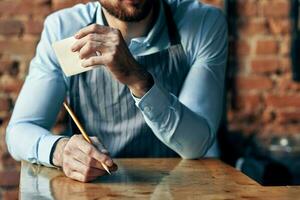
[122,0,141,6]
[100,0,153,22]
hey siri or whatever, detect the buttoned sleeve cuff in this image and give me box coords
[38,134,67,167]
[131,81,172,121]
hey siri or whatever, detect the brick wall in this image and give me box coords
[203,0,294,137]
[0,0,295,198]
[222,0,294,137]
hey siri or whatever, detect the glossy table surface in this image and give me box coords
[20,159,300,199]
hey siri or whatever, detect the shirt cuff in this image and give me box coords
[37,134,67,167]
[131,81,171,121]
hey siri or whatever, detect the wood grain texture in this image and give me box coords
[20,159,300,199]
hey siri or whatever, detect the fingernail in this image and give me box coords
[105,159,113,167]
[75,33,79,39]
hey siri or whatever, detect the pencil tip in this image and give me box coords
[102,164,111,175]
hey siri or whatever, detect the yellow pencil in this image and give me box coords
[63,101,111,175]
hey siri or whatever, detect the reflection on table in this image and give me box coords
[20,159,300,199]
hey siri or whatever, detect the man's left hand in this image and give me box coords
[71,24,153,97]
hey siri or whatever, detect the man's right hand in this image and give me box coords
[52,135,117,182]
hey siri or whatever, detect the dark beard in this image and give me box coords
[99,0,155,22]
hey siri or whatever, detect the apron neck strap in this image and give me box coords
[163,1,181,46]
[90,1,181,46]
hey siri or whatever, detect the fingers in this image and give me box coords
[71,148,118,172]
[78,41,102,59]
[75,24,111,39]
[70,158,106,178]
[72,37,116,60]
[73,135,114,167]
[62,135,118,182]
[72,33,101,52]
[78,41,115,60]
[72,33,116,52]
[71,147,103,169]
[71,24,121,61]
[81,53,112,68]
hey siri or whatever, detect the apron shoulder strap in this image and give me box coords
[90,1,181,46]
[163,1,181,45]
[88,5,99,26]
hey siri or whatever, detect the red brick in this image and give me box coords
[0,76,23,93]
[261,0,290,18]
[261,108,276,124]
[24,20,44,35]
[16,2,52,17]
[0,2,51,16]
[236,76,273,90]
[277,110,300,124]
[23,0,51,4]
[239,18,268,36]
[0,60,20,76]
[279,37,291,56]
[255,39,278,55]
[251,57,280,74]
[52,0,90,10]
[0,60,13,74]
[0,2,18,15]
[2,189,19,200]
[236,94,261,110]
[0,171,20,187]
[0,20,23,36]
[278,74,300,93]
[263,124,300,135]
[266,95,300,108]
[0,151,20,169]
[0,97,10,112]
[234,40,251,56]
[280,57,291,73]
[237,0,258,17]
[228,118,260,135]
[269,19,291,35]
[0,40,37,57]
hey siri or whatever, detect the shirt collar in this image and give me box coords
[94,0,170,56]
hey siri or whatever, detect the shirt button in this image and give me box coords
[144,106,152,112]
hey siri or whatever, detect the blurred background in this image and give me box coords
[0,0,298,199]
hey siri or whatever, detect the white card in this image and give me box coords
[52,37,102,76]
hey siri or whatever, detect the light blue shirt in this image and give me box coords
[6,0,228,167]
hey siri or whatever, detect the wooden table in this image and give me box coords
[19,159,300,199]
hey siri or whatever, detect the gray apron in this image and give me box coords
[69,2,190,158]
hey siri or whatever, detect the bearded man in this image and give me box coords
[6,0,227,182]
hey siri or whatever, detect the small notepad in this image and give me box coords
[52,37,102,77]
